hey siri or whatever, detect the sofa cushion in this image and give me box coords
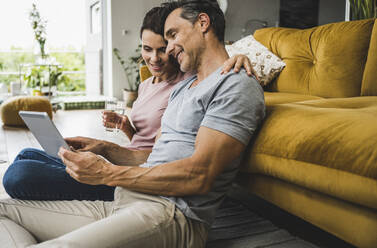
[362,19,377,96]
[225,35,286,87]
[242,97,377,209]
[0,96,53,126]
[237,174,377,248]
[254,19,375,98]
[264,92,323,106]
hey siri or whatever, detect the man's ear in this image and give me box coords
[197,13,210,33]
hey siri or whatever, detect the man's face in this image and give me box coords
[164,8,204,72]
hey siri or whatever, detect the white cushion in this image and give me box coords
[226,35,286,87]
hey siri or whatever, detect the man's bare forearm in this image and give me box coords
[103,143,151,166]
[104,157,208,196]
[103,127,245,196]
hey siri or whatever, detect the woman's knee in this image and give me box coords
[16,148,44,160]
[3,161,37,195]
[3,168,19,197]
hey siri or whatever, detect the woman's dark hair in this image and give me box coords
[140,7,166,38]
[160,0,225,43]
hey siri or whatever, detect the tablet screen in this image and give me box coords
[19,111,70,158]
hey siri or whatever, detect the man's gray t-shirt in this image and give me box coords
[140,67,265,226]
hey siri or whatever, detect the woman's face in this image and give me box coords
[141,29,174,79]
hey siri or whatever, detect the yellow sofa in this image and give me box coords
[237,18,377,248]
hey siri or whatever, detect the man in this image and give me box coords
[0,1,265,247]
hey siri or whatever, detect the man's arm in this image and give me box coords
[60,126,245,196]
[105,143,151,166]
[65,136,151,166]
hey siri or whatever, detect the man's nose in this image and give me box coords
[166,42,174,56]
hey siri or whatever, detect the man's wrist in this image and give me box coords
[102,141,119,158]
[102,161,116,186]
[103,162,132,187]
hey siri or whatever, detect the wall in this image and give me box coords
[103,0,164,100]
[318,0,346,25]
[224,0,280,41]
[224,0,346,41]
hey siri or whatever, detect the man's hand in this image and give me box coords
[221,54,259,80]
[65,136,109,156]
[58,147,114,185]
[65,136,150,166]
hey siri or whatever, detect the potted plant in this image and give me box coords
[349,0,377,20]
[24,67,43,95]
[113,45,143,107]
[24,65,62,96]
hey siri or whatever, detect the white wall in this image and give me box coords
[103,0,164,100]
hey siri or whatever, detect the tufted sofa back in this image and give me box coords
[362,19,377,96]
[254,19,376,98]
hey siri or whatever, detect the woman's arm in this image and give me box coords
[120,115,136,140]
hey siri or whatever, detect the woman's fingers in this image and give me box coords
[221,57,236,74]
[221,55,253,75]
[246,63,259,80]
[103,121,116,128]
[233,57,244,73]
[102,111,122,127]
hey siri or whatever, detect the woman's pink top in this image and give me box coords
[125,73,185,150]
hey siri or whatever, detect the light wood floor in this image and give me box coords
[0,109,130,198]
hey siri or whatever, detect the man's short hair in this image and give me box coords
[161,0,226,43]
[140,7,165,38]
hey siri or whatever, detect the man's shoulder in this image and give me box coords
[216,69,263,96]
[222,69,257,86]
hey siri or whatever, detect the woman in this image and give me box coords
[3,7,255,201]
[102,16,184,151]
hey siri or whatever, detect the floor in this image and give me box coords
[0,109,353,247]
[206,196,318,248]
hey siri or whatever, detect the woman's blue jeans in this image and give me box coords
[2,148,115,201]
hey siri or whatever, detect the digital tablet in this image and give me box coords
[19,111,70,158]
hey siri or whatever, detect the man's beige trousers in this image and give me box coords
[0,188,207,247]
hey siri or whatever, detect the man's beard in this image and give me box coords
[181,45,205,72]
